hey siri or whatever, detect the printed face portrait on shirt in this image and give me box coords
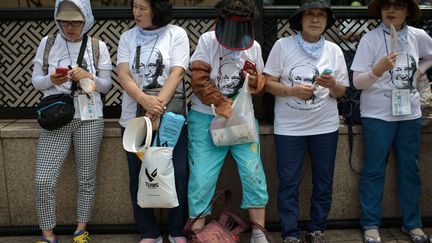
[288,64,319,105]
[216,58,243,98]
[390,51,416,90]
[132,47,164,89]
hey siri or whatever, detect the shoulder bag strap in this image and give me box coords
[76,35,88,68]
[347,121,359,175]
[91,37,100,76]
[70,35,89,95]
[42,35,56,75]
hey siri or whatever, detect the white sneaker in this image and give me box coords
[402,228,429,243]
[363,227,381,243]
[139,236,163,243]
[168,235,187,243]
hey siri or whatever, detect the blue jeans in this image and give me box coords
[359,118,422,231]
[275,131,338,239]
[122,126,188,239]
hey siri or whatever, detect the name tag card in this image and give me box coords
[78,93,98,120]
[392,89,411,116]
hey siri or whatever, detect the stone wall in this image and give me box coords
[0,119,431,226]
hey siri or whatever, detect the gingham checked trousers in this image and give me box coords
[35,118,104,230]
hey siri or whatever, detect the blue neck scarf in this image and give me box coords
[295,32,325,59]
[136,26,167,46]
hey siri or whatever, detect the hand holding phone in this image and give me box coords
[55,67,69,76]
[241,60,257,80]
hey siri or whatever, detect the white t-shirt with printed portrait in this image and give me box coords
[117,24,190,127]
[32,34,112,119]
[264,36,349,136]
[351,25,432,121]
[189,31,264,115]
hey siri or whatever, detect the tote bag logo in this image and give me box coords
[145,167,159,189]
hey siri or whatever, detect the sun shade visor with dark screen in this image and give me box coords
[215,16,255,51]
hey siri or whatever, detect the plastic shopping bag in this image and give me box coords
[417,74,432,126]
[209,74,258,146]
[157,112,185,147]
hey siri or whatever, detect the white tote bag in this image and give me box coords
[137,145,179,208]
[137,118,179,208]
[123,116,179,208]
[209,74,258,146]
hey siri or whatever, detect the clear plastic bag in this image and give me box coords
[417,74,432,126]
[209,74,258,146]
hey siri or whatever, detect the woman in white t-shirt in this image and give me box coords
[351,0,432,242]
[32,0,112,242]
[116,0,190,242]
[187,1,271,242]
[264,0,349,242]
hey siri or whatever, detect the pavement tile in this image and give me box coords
[0,228,430,243]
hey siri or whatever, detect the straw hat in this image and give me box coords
[368,0,421,21]
[289,0,336,31]
[56,1,84,22]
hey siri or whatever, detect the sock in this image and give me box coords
[45,236,55,242]
[252,228,268,243]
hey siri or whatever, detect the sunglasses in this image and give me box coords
[59,21,83,28]
[381,1,407,10]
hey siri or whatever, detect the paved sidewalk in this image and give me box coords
[0,228,431,243]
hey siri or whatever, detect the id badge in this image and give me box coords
[392,89,411,116]
[78,93,98,120]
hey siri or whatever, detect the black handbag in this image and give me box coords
[139,90,186,116]
[137,85,187,117]
[36,35,88,130]
[36,93,75,130]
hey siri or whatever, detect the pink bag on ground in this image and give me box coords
[183,190,250,243]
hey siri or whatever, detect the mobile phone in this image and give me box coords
[241,60,257,79]
[322,69,333,75]
[55,67,69,76]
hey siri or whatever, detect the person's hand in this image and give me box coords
[139,94,165,116]
[80,78,96,93]
[145,111,161,131]
[372,52,397,77]
[50,72,69,85]
[315,74,337,89]
[292,83,315,100]
[69,67,94,82]
[215,99,233,119]
[245,71,265,94]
